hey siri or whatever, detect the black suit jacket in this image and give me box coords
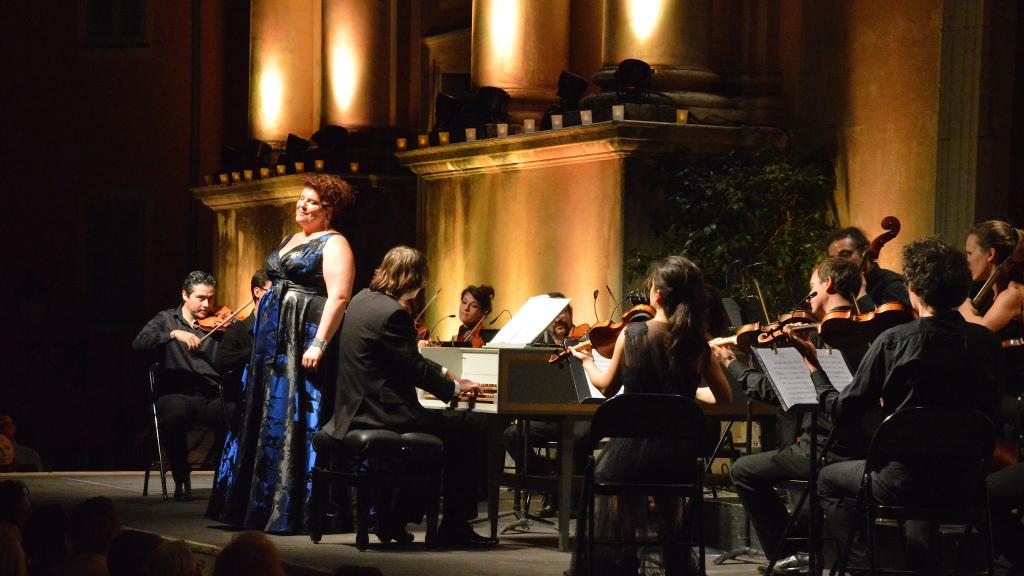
[321,288,455,440]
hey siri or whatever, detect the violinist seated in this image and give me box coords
[958,220,1024,439]
[785,238,1003,570]
[214,269,272,404]
[455,285,495,345]
[504,294,592,518]
[827,226,911,309]
[710,257,875,571]
[132,270,233,501]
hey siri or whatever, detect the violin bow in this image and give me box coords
[416,288,442,323]
[197,299,254,345]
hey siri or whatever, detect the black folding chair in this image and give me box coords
[142,362,232,499]
[143,362,169,499]
[581,393,707,575]
[832,407,996,576]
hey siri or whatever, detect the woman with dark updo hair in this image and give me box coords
[569,255,731,575]
[959,219,1024,333]
[207,173,356,533]
[455,285,494,343]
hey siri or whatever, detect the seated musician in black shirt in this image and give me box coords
[826,227,910,309]
[318,246,497,547]
[132,270,232,500]
[503,294,591,517]
[711,257,873,570]
[786,238,1003,569]
[214,269,272,403]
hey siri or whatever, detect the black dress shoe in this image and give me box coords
[758,553,809,575]
[172,482,192,502]
[537,503,558,518]
[376,522,415,544]
[437,523,499,548]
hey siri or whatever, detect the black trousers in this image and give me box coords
[411,409,489,524]
[818,460,961,569]
[730,443,812,559]
[501,418,592,476]
[987,463,1024,567]
[155,393,232,485]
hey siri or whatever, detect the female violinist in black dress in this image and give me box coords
[569,256,732,575]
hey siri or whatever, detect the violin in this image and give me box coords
[755,303,913,349]
[188,301,255,351]
[548,304,656,365]
[860,216,901,275]
[709,310,816,352]
[457,316,487,348]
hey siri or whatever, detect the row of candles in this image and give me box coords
[209,106,691,183]
[395,106,690,150]
[211,159,360,185]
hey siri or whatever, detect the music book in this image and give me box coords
[752,347,854,412]
[488,295,572,347]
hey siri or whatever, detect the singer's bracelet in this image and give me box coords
[310,337,329,350]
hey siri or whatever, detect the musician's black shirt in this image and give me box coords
[132,307,221,396]
[865,266,910,308]
[812,311,1003,429]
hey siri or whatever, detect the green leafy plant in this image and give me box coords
[627,149,838,315]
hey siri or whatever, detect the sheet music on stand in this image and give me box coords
[579,350,623,400]
[752,348,854,412]
[488,295,572,347]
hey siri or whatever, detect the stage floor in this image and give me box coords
[9,472,767,575]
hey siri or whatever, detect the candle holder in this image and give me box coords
[438,131,450,145]
[230,171,242,183]
[396,137,408,150]
[276,164,286,176]
[580,110,593,125]
[259,167,271,179]
[417,134,429,147]
[243,169,253,181]
[676,109,689,124]
[550,115,563,130]
[314,159,324,171]
[465,128,477,142]
[612,105,625,121]
[294,162,305,174]
[523,119,535,134]
[349,161,360,173]
[218,173,229,185]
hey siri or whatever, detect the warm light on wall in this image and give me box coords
[487,0,521,73]
[257,65,285,134]
[627,0,665,43]
[330,35,359,115]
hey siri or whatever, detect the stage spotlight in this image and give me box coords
[614,58,653,102]
[286,133,310,155]
[556,71,589,110]
[242,139,272,168]
[433,93,462,132]
[474,86,510,123]
[313,125,349,151]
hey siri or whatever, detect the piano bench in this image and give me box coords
[310,430,443,550]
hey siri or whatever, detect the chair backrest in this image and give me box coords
[147,363,161,399]
[865,407,995,472]
[589,393,705,447]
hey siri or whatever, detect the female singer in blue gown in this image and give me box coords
[569,256,732,575]
[207,173,356,533]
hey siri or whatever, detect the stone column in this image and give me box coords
[729,0,785,125]
[471,0,571,122]
[249,0,321,145]
[323,0,393,129]
[592,0,730,112]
